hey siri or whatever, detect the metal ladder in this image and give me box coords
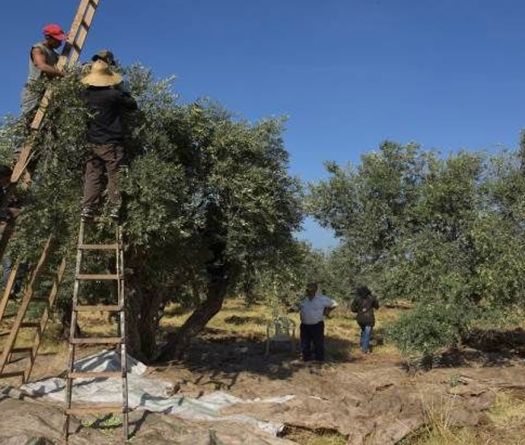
[0,237,66,383]
[63,220,129,443]
[0,0,102,261]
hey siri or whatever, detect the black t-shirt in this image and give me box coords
[82,86,137,145]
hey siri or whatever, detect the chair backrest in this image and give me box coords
[268,316,295,340]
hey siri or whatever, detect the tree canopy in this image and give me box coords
[0,66,303,362]
[308,141,525,358]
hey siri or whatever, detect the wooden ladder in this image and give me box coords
[63,220,129,444]
[0,237,67,382]
[0,0,102,261]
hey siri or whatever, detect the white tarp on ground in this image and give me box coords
[21,350,294,436]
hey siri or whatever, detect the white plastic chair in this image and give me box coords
[265,316,296,355]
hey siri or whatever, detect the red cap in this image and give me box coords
[43,24,67,41]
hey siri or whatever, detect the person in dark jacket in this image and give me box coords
[80,60,137,220]
[351,286,379,353]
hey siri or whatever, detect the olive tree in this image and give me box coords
[0,66,302,362]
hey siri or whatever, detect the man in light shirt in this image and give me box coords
[299,282,338,362]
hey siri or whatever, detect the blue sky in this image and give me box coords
[1,0,525,248]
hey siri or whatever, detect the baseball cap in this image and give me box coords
[43,23,67,41]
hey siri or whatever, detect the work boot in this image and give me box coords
[109,206,120,220]
[80,207,95,221]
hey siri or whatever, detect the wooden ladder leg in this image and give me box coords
[0,237,53,376]
[117,226,129,442]
[23,257,67,382]
[63,220,128,442]
[63,222,85,443]
[63,343,76,442]
[0,262,19,322]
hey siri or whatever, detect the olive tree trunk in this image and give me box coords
[156,265,229,361]
[125,268,164,363]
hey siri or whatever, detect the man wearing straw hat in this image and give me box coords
[80,59,137,220]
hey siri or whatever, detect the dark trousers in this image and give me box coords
[82,143,124,209]
[300,321,325,361]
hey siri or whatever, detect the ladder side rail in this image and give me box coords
[117,226,129,440]
[3,0,102,267]
[23,257,67,382]
[30,0,100,131]
[0,236,54,374]
[63,223,129,443]
[0,263,19,322]
[67,2,98,66]
[63,222,85,442]
[60,0,91,65]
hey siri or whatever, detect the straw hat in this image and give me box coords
[81,60,122,87]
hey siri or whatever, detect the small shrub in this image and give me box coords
[387,303,470,361]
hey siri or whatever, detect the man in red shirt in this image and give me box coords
[21,24,66,116]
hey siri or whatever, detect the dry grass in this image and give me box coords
[408,394,478,445]
[488,390,525,426]
[2,295,403,364]
[282,426,347,445]
[161,299,270,337]
[160,297,403,361]
[402,390,525,445]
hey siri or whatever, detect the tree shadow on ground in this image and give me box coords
[156,327,357,382]
[438,328,525,368]
[223,315,267,326]
[163,305,192,317]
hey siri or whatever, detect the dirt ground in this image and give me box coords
[1,299,525,444]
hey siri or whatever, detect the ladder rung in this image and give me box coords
[76,274,119,281]
[79,244,119,251]
[31,298,50,303]
[0,371,25,379]
[69,371,122,379]
[0,331,10,337]
[74,305,121,312]
[20,322,41,329]
[11,347,33,355]
[66,405,124,416]
[70,337,122,345]
[39,272,56,278]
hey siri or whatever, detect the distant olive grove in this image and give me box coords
[307,139,525,359]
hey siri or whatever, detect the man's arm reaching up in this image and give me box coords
[32,47,64,77]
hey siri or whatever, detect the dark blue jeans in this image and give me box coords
[300,321,325,361]
[360,325,373,352]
